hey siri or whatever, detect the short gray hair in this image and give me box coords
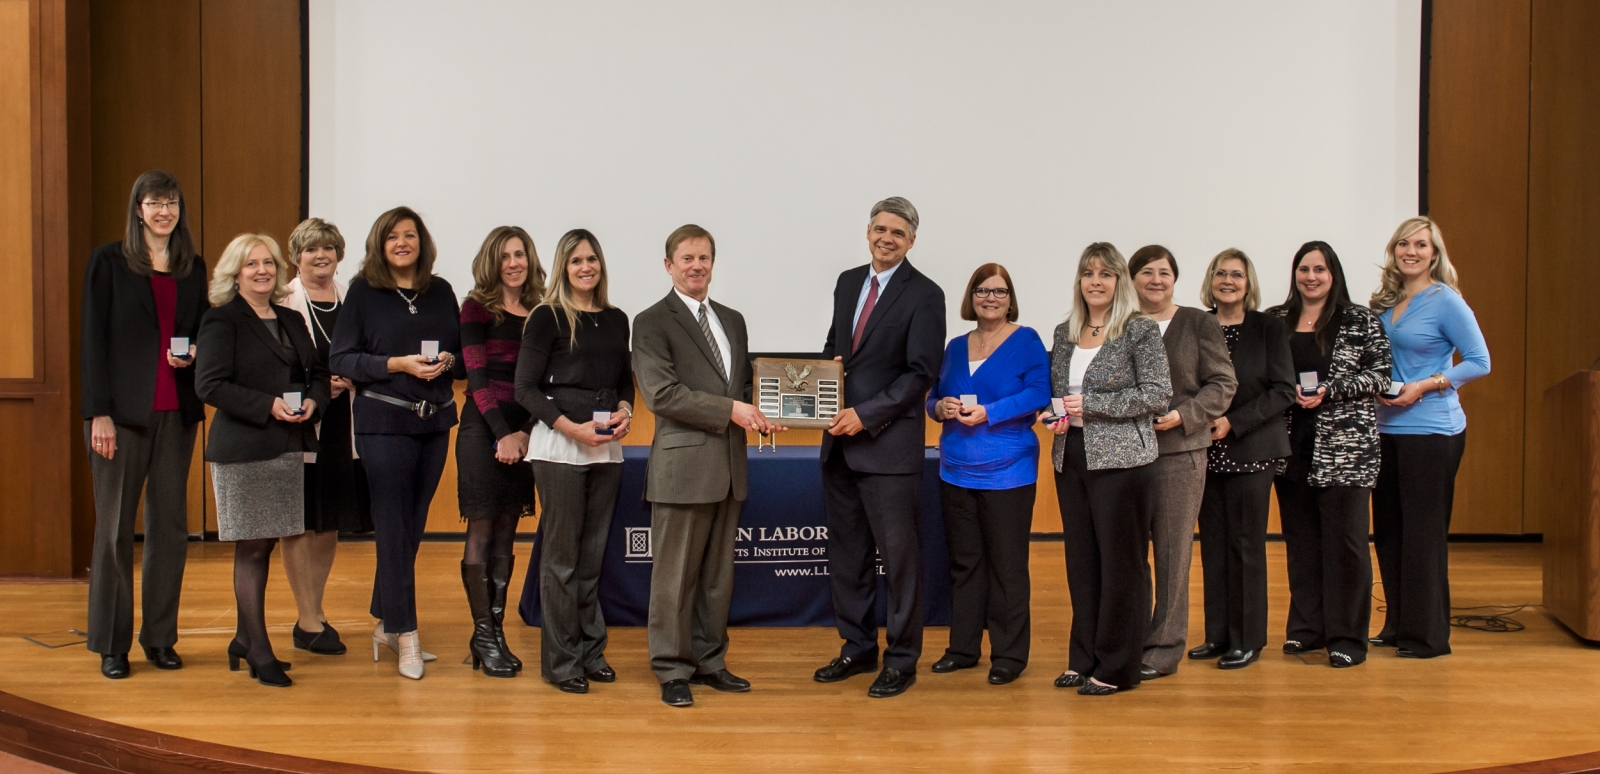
[869,197,919,236]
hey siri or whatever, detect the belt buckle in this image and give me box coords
[414,401,436,420]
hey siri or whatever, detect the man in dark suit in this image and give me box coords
[633,224,777,708]
[813,197,946,698]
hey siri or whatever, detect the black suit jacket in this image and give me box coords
[1212,309,1295,463]
[80,241,210,427]
[820,259,945,474]
[195,296,331,464]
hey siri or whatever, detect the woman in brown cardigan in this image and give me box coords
[1128,246,1237,679]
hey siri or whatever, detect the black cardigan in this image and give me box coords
[195,296,331,464]
[79,241,210,427]
[1211,309,1295,463]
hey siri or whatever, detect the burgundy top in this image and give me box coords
[460,298,531,439]
[150,272,180,411]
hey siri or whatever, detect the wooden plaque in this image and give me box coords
[752,358,844,430]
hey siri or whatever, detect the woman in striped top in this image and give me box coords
[456,226,547,678]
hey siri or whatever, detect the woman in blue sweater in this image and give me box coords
[1369,217,1490,659]
[925,264,1050,685]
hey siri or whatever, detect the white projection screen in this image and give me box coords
[309,1,1421,351]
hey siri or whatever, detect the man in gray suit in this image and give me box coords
[633,224,778,708]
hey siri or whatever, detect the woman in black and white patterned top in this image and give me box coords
[1265,241,1392,669]
[1189,249,1295,671]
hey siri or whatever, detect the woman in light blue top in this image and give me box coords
[925,263,1050,685]
[1369,217,1490,659]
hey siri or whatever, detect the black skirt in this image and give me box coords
[303,391,373,534]
[455,403,536,521]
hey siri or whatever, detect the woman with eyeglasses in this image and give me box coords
[925,264,1050,686]
[1267,241,1392,669]
[80,171,209,680]
[1188,249,1295,670]
[329,206,464,680]
[1127,246,1237,680]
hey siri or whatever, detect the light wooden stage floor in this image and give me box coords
[0,540,1595,773]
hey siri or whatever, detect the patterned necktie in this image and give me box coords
[698,302,726,380]
[852,275,880,353]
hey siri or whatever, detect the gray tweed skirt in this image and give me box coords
[212,452,307,542]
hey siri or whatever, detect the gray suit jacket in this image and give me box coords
[1050,315,1172,471]
[632,291,752,504]
[1155,306,1238,455]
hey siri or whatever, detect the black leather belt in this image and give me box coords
[359,389,440,419]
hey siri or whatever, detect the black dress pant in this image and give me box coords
[532,460,623,682]
[939,481,1035,671]
[823,446,924,672]
[1055,428,1154,689]
[358,431,450,633]
[84,413,197,655]
[1373,431,1466,657]
[1198,468,1274,653]
[1275,475,1372,659]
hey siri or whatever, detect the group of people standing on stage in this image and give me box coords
[80,171,1489,704]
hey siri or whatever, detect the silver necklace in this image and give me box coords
[396,288,419,315]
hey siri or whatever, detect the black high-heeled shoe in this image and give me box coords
[228,639,291,673]
[246,655,292,688]
[292,622,347,655]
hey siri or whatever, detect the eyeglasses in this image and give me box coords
[972,287,1011,299]
[142,200,181,212]
[1212,270,1247,281]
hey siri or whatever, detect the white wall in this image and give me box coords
[310,0,1420,350]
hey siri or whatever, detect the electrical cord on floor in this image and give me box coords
[1370,583,1534,633]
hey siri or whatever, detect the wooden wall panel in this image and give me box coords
[1428,0,1531,534]
[1525,0,1600,534]
[199,0,301,258]
[0,0,34,380]
[0,400,38,574]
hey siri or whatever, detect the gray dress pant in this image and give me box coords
[532,460,622,682]
[84,414,197,655]
[648,493,743,683]
[1142,447,1207,674]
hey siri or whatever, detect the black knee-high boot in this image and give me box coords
[487,555,522,671]
[463,562,517,677]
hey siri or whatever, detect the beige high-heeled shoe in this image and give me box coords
[372,622,437,663]
[396,630,425,680]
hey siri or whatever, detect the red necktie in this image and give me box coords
[851,275,880,353]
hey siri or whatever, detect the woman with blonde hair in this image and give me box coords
[1188,248,1295,670]
[196,233,331,687]
[278,217,365,658]
[1044,242,1171,695]
[514,228,633,694]
[1369,217,1490,658]
[329,206,464,680]
[456,225,547,677]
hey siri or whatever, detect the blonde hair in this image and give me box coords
[210,233,290,306]
[287,217,346,266]
[468,226,546,321]
[1370,217,1459,311]
[1065,242,1142,345]
[1199,248,1261,311]
[538,229,612,343]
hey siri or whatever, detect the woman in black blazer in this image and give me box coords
[79,171,209,680]
[1188,249,1295,670]
[196,234,330,688]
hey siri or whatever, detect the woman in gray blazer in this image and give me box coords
[1128,246,1237,679]
[1045,242,1172,695]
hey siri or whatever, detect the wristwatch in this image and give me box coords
[1430,373,1448,395]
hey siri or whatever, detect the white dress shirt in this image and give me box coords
[852,260,903,332]
[676,288,731,381]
